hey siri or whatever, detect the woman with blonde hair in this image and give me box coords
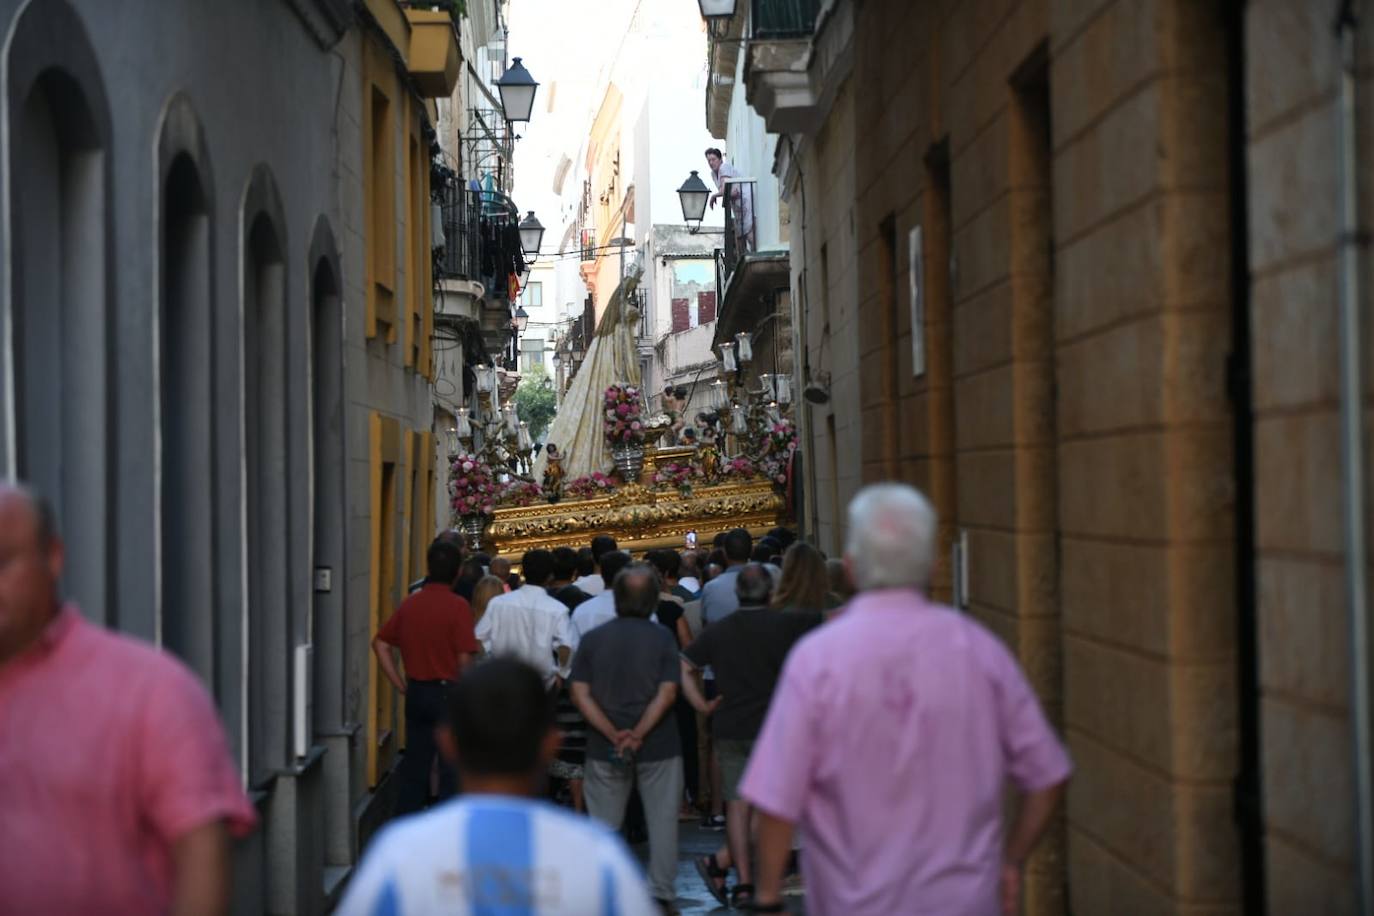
[771,542,831,614]
[469,575,507,628]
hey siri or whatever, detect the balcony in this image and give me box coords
[713,177,788,346]
[752,0,820,38]
[403,7,461,98]
[716,178,758,293]
[744,0,854,135]
[436,178,481,282]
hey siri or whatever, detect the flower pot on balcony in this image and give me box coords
[405,8,461,98]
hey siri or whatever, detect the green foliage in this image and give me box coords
[514,364,557,442]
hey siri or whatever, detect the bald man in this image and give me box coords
[0,484,255,915]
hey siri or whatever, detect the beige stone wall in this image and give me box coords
[793,78,863,557]
[1245,1,1360,911]
[782,0,1347,911]
[790,0,1370,910]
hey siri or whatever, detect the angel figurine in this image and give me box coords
[542,443,565,501]
[697,427,721,481]
[661,385,688,444]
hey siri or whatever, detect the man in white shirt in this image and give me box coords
[571,546,605,597]
[573,535,618,596]
[568,550,632,649]
[476,549,574,688]
[337,658,655,916]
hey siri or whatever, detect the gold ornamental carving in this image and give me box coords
[486,476,786,557]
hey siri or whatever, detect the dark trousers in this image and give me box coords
[395,680,455,817]
[675,697,700,804]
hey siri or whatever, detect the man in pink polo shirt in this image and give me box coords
[741,483,1072,916]
[0,484,256,914]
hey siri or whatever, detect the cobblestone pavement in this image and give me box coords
[629,820,806,915]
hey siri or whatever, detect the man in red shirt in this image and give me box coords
[373,539,480,815]
[0,483,255,915]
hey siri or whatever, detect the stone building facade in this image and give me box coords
[713,0,1369,912]
[0,1,456,912]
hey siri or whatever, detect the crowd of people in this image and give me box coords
[347,484,1072,916]
[0,477,1071,916]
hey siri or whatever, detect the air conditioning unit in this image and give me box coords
[293,643,313,759]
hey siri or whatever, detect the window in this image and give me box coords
[365,38,398,341]
[160,144,215,686]
[521,349,545,372]
[521,281,543,308]
[309,225,347,805]
[367,413,403,786]
[405,102,433,375]
[244,206,289,787]
[9,24,113,622]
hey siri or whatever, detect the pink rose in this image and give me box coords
[631,421,641,430]
[616,404,630,417]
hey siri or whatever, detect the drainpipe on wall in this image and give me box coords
[1223,2,1265,910]
[784,136,818,544]
[1335,3,1372,912]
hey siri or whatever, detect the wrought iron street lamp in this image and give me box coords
[512,306,530,333]
[678,170,711,233]
[497,57,539,124]
[697,0,737,38]
[518,211,545,260]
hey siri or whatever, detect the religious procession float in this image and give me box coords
[447,267,796,556]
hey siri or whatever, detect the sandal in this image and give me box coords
[730,884,755,908]
[694,853,729,907]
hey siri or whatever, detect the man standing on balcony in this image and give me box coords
[706,148,754,253]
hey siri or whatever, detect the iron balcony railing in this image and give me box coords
[436,180,482,281]
[718,177,758,292]
[751,0,821,39]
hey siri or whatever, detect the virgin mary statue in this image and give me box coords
[534,266,645,482]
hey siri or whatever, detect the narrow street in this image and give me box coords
[655,823,804,916]
[1,0,1370,913]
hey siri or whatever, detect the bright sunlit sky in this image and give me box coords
[505,0,710,249]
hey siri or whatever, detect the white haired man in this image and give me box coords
[739,483,1072,916]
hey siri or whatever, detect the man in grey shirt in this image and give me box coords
[571,563,683,910]
[700,528,753,626]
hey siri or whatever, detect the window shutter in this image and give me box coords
[671,297,690,333]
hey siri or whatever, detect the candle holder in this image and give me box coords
[734,331,753,365]
[719,341,737,374]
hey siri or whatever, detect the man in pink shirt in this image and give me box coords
[0,484,256,915]
[740,483,1072,916]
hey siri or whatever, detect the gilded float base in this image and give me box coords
[486,476,787,558]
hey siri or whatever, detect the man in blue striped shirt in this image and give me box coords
[338,659,656,915]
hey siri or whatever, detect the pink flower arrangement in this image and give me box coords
[450,454,497,517]
[603,384,645,447]
[768,419,798,453]
[566,471,618,500]
[762,419,798,486]
[497,479,544,508]
[653,461,700,495]
[722,456,758,478]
